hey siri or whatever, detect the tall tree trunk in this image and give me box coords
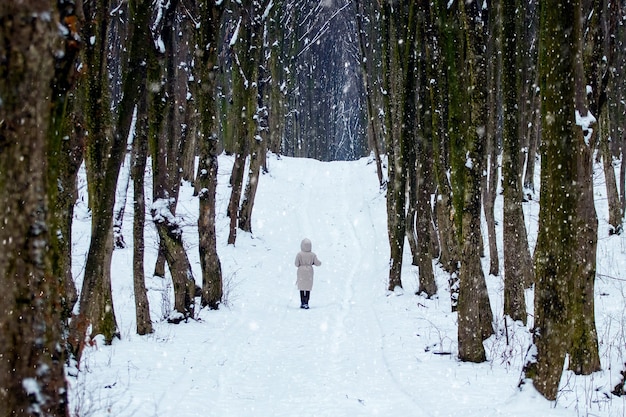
[428,0,460,310]
[355,0,384,187]
[567,0,602,375]
[226,8,257,244]
[522,0,600,399]
[380,0,415,291]
[415,4,437,297]
[78,0,122,348]
[48,2,84,322]
[149,0,196,321]
[521,0,540,199]
[502,0,530,323]
[482,0,500,278]
[133,98,153,335]
[127,0,154,335]
[452,0,494,362]
[194,0,225,310]
[239,8,269,233]
[0,3,69,414]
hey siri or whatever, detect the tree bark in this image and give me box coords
[226,9,254,244]
[452,0,494,362]
[482,0,500,278]
[380,0,416,291]
[502,0,530,323]
[78,0,122,348]
[415,5,437,297]
[48,2,84,322]
[600,114,622,235]
[132,96,153,335]
[430,0,459,276]
[0,3,69,414]
[355,0,384,187]
[523,0,600,399]
[194,0,225,310]
[568,0,601,375]
[239,5,269,233]
[128,0,154,334]
[148,0,196,321]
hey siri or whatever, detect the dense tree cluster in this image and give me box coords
[358,0,625,400]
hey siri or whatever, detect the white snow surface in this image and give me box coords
[69,153,626,417]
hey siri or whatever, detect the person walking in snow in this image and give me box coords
[295,238,321,309]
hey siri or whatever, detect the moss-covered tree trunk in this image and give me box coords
[108,0,153,336]
[414,1,437,298]
[567,0,601,376]
[149,0,196,321]
[129,0,154,333]
[501,0,531,323]
[380,0,416,291]
[482,0,500,278]
[430,0,460,307]
[226,5,258,244]
[0,2,69,414]
[266,3,287,159]
[449,0,494,363]
[194,0,225,310]
[239,1,269,233]
[355,0,384,187]
[78,0,122,348]
[48,2,83,322]
[519,0,540,199]
[132,95,153,335]
[522,0,598,399]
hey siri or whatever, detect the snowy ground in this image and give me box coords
[69,153,626,417]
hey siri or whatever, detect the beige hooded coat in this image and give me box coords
[295,238,321,291]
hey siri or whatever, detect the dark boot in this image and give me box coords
[303,291,310,309]
[300,291,306,308]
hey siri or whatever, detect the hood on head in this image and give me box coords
[301,238,312,252]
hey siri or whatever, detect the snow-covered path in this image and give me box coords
[208,158,427,416]
[70,155,624,417]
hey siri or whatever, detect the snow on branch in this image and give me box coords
[575,109,596,146]
[230,17,242,47]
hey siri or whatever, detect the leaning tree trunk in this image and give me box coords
[0,3,69,415]
[194,0,225,310]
